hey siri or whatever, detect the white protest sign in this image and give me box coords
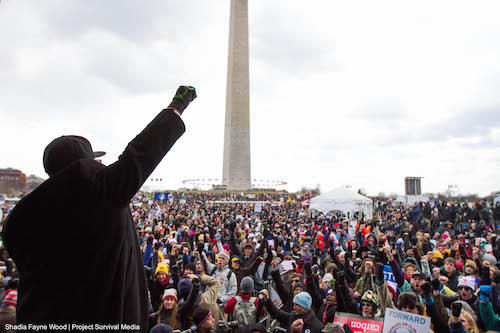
[269,285,283,308]
[280,260,294,273]
[382,308,430,333]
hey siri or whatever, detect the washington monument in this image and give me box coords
[222,0,251,190]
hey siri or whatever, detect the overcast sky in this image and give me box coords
[1,0,499,196]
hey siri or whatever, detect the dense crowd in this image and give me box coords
[2,191,500,333]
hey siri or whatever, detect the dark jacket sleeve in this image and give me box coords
[89,110,185,208]
[335,278,358,315]
[428,294,451,333]
[271,269,291,308]
[263,299,292,328]
[440,294,460,309]
[389,259,405,289]
[306,274,322,314]
[229,233,243,259]
[179,279,200,316]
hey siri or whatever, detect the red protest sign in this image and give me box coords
[334,312,384,333]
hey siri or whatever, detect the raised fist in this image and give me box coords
[431,278,441,291]
[168,86,197,114]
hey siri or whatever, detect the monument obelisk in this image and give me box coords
[222,0,251,190]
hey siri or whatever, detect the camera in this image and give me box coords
[216,321,238,333]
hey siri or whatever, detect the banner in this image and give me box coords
[382,308,430,333]
[154,192,169,201]
[383,265,397,295]
[334,312,383,333]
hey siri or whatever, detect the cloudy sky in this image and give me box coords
[1,0,499,196]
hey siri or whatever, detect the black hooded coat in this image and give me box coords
[2,109,185,332]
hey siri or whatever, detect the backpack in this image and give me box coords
[233,295,257,326]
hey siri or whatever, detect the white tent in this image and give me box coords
[309,187,373,219]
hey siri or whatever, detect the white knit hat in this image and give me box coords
[162,288,178,302]
[322,273,334,283]
[457,276,476,291]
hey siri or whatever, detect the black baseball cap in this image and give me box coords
[43,135,105,177]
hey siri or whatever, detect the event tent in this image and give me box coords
[309,187,373,219]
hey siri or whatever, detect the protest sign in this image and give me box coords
[280,260,294,273]
[269,285,283,308]
[383,265,397,295]
[382,308,430,333]
[334,312,383,333]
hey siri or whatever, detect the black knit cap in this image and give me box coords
[193,307,211,327]
[43,135,105,177]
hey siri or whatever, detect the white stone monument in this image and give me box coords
[222,0,251,190]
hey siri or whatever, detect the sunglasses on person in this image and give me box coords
[291,279,301,283]
[457,286,472,291]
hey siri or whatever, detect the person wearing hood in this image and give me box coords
[228,221,267,269]
[260,290,324,333]
[202,250,237,307]
[2,86,196,331]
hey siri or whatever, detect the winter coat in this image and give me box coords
[479,300,500,332]
[199,274,224,323]
[2,109,185,332]
[149,279,171,312]
[264,298,325,333]
[203,253,237,303]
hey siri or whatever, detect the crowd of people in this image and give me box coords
[2,191,500,333]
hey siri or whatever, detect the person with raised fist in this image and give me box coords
[2,86,197,331]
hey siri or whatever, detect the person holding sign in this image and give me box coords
[2,86,197,331]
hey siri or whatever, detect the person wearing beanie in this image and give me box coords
[149,323,173,333]
[0,287,17,326]
[224,276,261,325]
[441,275,484,330]
[149,262,172,311]
[2,86,196,328]
[359,290,381,318]
[192,307,215,332]
[317,287,336,325]
[149,288,180,330]
[259,290,324,332]
[202,249,237,307]
[431,250,444,268]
